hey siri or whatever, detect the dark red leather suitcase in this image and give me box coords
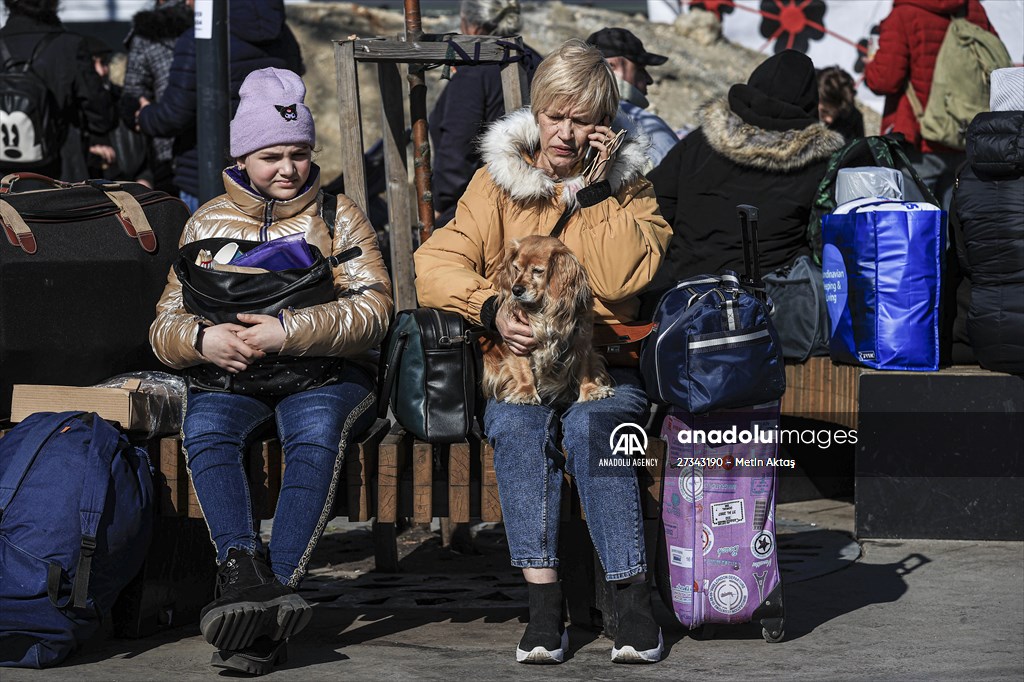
[0,173,189,418]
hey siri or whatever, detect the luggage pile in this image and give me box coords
[642,205,787,641]
[0,173,189,418]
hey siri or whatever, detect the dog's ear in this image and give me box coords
[547,247,592,327]
[494,239,520,293]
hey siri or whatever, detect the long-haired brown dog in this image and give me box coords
[481,235,614,406]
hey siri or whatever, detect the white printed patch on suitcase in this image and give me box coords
[751,530,775,560]
[708,574,748,615]
[711,498,745,526]
[670,545,693,568]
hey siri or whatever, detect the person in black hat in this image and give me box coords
[586,27,678,168]
[642,50,845,322]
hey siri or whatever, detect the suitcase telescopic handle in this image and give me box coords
[737,204,763,291]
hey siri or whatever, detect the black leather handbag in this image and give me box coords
[174,234,361,396]
[376,308,482,444]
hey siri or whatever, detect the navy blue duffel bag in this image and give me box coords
[0,411,153,668]
[641,272,787,414]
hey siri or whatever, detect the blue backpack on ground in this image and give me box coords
[0,411,153,669]
[642,206,786,413]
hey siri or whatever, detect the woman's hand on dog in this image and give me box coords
[200,323,266,373]
[496,308,537,356]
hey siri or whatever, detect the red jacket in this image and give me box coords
[864,0,995,153]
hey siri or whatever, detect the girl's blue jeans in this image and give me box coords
[182,365,376,587]
[483,367,649,582]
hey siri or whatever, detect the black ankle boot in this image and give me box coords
[200,548,312,650]
[611,581,663,663]
[211,636,289,676]
[516,582,567,664]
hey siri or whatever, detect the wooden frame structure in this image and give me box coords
[333,34,529,310]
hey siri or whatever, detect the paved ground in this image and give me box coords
[5,499,1023,681]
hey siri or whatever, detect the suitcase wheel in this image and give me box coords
[762,625,785,643]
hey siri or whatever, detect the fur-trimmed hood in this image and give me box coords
[130,2,194,43]
[479,108,651,208]
[700,97,844,172]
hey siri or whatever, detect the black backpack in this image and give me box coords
[0,33,61,168]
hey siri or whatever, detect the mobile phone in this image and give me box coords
[583,144,598,166]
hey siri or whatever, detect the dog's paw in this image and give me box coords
[579,384,615,402]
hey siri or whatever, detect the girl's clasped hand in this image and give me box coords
[201,313,285,373]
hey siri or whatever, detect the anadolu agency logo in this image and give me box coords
[600,423,658,468]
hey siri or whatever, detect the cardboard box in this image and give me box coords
[11,379,180,435]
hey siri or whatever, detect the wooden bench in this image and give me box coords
[3,356,860,635]
[130,355,856,635]
[780,355,860,428]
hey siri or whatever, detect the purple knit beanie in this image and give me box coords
[230,68,315,158]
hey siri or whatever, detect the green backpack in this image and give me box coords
[907,18,1012,150]
[806,136,939,263]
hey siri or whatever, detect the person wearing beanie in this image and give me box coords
[149,67,393,675]
[950,66,1024,373]
[642,50,845,318]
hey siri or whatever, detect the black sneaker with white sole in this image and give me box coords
[199,548,312,650]
[516,582,567,664]
[610,581,664,663]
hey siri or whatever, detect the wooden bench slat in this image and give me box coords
[347,418,389,522]
[159,436,186,517]
[480,441,502,523]
[412,441,433,523]
[377,426,407,523]
[449,441,471,524]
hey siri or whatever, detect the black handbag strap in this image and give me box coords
[549,204,575,238]
[318,192,364,266]
[321,192,337,239]
[376,330,408,418]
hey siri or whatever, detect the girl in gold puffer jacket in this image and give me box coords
[149,68,392,674]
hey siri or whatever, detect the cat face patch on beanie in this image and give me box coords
[275,104,298,121]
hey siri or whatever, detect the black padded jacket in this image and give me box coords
[953,110,1024,374]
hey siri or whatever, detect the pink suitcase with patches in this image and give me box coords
[656,402,785,642]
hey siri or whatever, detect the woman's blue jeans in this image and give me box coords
[182,366,376,587]
[483,367,649,582]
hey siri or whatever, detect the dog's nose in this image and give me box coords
[511,284,526,297]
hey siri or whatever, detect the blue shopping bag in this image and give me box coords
[822,198,945,370]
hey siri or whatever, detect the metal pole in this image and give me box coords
[404,0,435,245]
[195,0,230,204]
